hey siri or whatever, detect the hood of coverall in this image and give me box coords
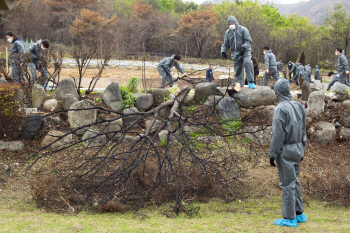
[227,16,239,27]
[315,65,319,69]
[267,49,273,54]
[274,78,292,103]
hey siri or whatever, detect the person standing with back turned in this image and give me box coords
[269,78,307,227]
[221,16,255,89]
[262,47,279,86]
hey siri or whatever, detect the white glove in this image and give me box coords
[266,69,269,74]
[183,73,187,76]
[346,71,349,75]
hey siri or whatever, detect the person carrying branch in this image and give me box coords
[157,54,187,88]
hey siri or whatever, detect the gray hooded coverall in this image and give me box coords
[337,51,349,84]
[28,40,47,84]
[221,16,254,87]
[263,50,279,86]
[157,54,184,88]
[269,78,306,220]
[288,61,296,80]
[314,65,320,80]
[327,73,350,91]
[304,64,312,83]
[9,38,26,82]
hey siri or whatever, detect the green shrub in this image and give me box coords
[160,139,167,147]
[126,77,140,93]
[120,85,138,110]
[169,84,179,94]
[222,120,242,133]
[0,84,24,140]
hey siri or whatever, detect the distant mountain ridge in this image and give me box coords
[208,0,350,25]
[274,0,350,25]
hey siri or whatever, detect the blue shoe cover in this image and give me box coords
[248,83,256,89]
[274,218,297,227]
[296,213,307,223]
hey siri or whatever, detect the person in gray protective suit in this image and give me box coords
[277,60,284,73]
[221,16,255,89]
[326,71,350,91]
[262,47,279,86]
[5,31,26,82]
[314,65,321,80]
[269,78,307,227]
[288,61,296,81]
[335,48,349,84]
[28,39,50,85]
[157,54,186,88]
[304,64,311,83]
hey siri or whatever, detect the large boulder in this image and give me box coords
[148,88,170,105]
[183,92,195,106]
[330,82,349,102]
[15,88,24,105]
[232,86,277,108]
[122,107,141,126]
[306,91,325,116]
[43,99,58,112]
[342,100,350,111]
[55,79,79,101]
[343,117,350,128]
[158,130,177,143]
[265,105,276,122]
[103,81,123,111]
[100,118,123,140]
[68,100,97,136]
[291,92,298,101]
[218,97,240,121]
[0,141,24,151]
[119,135,144,145]
[312,121,336,145]
[194,83,217,103]
[22,114,43,140]
[0,78,8,84]
[159,106,171,118]
[82,129,106,147]
[340,127,350,138]
[243,126,273,145]
[134,93,153,111]
[41,130,72,148]
[145,119,164,133]
[25,108,38,116]
[61,94,78,110]
[204,95,224,107]
[301,81,311,101]
[32,84,45,108]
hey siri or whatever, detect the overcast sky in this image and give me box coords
[190,0,306,4]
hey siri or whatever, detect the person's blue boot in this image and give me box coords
[296,213,307,223]
[248,82,256,89]
[274,218,297,227]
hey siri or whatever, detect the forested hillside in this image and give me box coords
[0,0,349,66]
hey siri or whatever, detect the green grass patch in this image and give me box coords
[0,194,349,232]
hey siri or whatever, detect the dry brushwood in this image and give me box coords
[24,84,271,214]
